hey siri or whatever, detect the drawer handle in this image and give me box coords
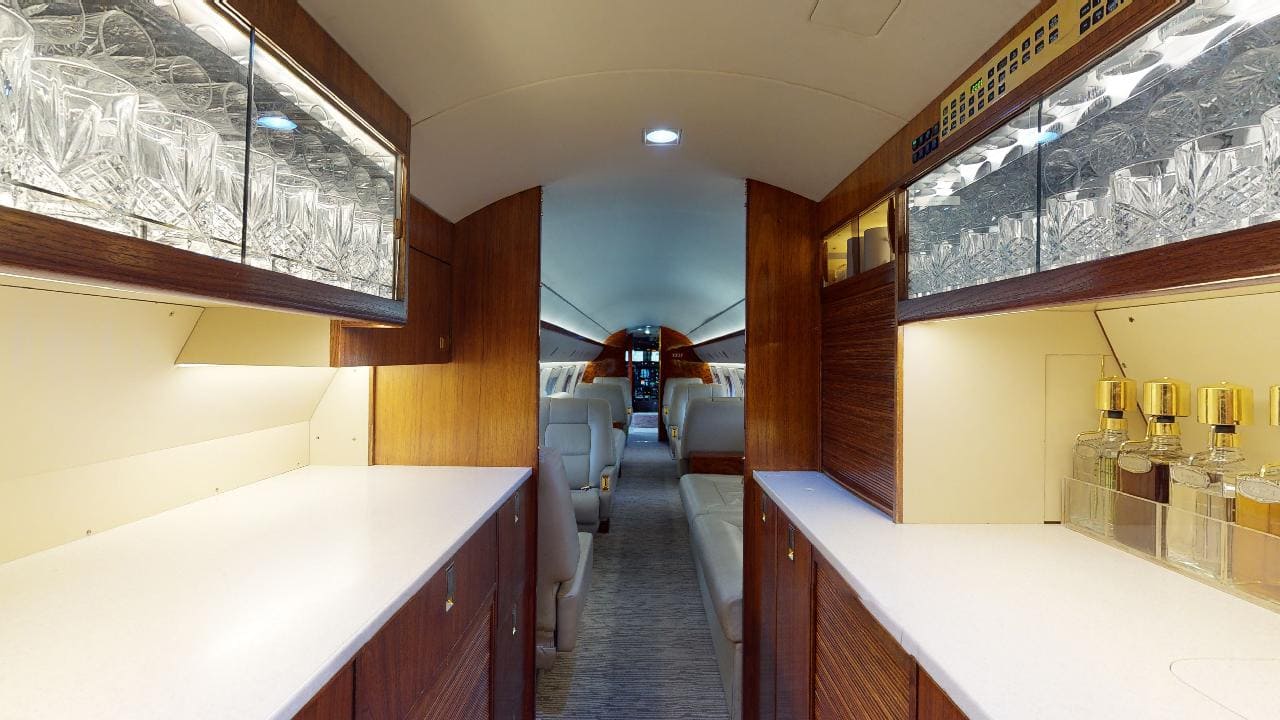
[445,563,456,613]
[786,526,796,562]
[761,495,769,525]
[511,604,518,636]
[514,492,521,525]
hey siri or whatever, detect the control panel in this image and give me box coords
[927,0,1136,156]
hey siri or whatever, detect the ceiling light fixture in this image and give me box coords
[644,128,680,146]
[256,113,297,132]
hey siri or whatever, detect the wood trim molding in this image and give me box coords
[898,223,1280,324]
[0,205,406,325]
[222,0,412,153]
[687,452,746,476]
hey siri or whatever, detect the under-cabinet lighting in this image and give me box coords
[255,114,298,132]
[644,128,681,145]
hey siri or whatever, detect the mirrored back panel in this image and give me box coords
[907,0,1280,299]
[0,0,402,299]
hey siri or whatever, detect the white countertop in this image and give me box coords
[756,470,1280,720]
[0,464,530,720]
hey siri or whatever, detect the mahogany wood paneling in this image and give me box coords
[374,189,541,467]
[409,199,455,265]
[917,668,970,720]
[293,662,353,720]
[494,480,536,720]
[775,511,813,720]
[744,180,821,474]
[816,0,1183,234]
[687,452,746,476]
[822,263,898,518]
[745,480,779,720]
[222,0,411,153]
[409,597,494,720]
[0,206,406,325]
[583,330,629,382]
[813,555,916,720]
[353,519,497,720]
[898,223,1280,323]
[332,248,451,366]
[658,326,713,442]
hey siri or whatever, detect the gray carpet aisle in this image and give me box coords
[536,421,730,720]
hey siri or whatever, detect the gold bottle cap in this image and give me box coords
[1271,385,1280,427]
[1143,378,1190,417]
[1095,376,1135,412]
[1197,382,1253,427]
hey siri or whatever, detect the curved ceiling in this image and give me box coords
[298,0,1039,219]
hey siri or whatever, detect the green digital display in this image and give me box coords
[970,79,985,95]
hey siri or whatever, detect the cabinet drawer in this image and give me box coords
[813,554,915,720]
[354,517,497,720]
[494,480,535,719]
[408,596,494,720]
[293,662,354,720]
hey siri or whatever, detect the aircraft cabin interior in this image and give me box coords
[5,1,1280,719]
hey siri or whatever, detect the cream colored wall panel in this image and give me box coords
[176,307,333,367]
[310,367,372,466]
[0,422,309,563]
[0,285,335,482]
[1042,355,1132,522]
[1099,291,1280,466]
[902,310,1116,524]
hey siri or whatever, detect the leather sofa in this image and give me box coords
[539,396,618,533]
[536,448,594,670]
[676,396,744,476]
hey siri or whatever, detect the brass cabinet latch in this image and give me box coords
[786,526,796,562]
[444,563,456,612]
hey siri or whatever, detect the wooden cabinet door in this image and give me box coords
[746,482,779,720]
[812,555,915,720]
[334,247,452,366]
[354,518,497,720]
[409,598,494,720]
[293,662,353,720]
[775,510,813,720]
[493,480,535,719]
[917,668,969,720]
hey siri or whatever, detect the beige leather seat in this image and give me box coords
[592,376,633,416]
[536,448,594,670]
[676,396,744,476]
[539,396,618,533]
[669,382,727,459]
[680,473,745,527]
[662,377,703,429]
[573,382,628,466]
[690,512,743,720]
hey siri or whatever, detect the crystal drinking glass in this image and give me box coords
[1215,46,1280,127]
[196,81,248,137]
[1264,106,1280,217]
[1111,158,1191,253]
[0,5,33,181]
[1175,125,1268,234]
[20,57,138,224]
[198,144,275,262]
[272,168,319,273]
[348,210,381,288]
[140,54,211,112]
[930,237,962,292]
[958,226,998,287]
[1096,49,1166,107]
[131,109,220,252]
[11,0,83,45]
[996,210,1037,278]
[1144,91,1207,155]
[1043,187,1113,269]
[1087,122,1147,177]
[312,191,355,285]
[48,9,155,78]
[906,248,935,298]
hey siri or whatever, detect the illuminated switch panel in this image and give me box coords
[935,0,1134,143]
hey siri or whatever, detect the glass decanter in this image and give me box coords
[1168,383,1252,580]
[1233,385,1280,603]
[1069,377,1134,535]
[1115,379,1191,556]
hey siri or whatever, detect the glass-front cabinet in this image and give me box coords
[823,195,892,286]
[0,0,403,300]
[907,0,1280,299]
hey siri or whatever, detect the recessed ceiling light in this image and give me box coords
[644,128,680,146]
[256,113,297,132]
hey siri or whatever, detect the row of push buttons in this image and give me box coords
[1080,0,1123,34]
[911,123,942,164]
[940,10,1061,141]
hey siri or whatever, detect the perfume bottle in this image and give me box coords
[1069,377,1135,534]
[1168,383,1252,580]
[1115,379,1191,556]
[1233,385,1280,603]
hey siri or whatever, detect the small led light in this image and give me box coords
[644,128,680,145]
[256,114,298,132]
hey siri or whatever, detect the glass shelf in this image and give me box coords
[0,0,402,300]
[907,0,1280,299]
[823,195,892,287]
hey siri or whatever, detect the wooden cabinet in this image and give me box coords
[775,509,813,720]
[812,557,915,720]
[746,481,779,720]
[294,663,354,720]
[407,602,494,720]
[494,479,536,719]
[333,247,453,366]
[753,498,970,720]
[353,518,497,720]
